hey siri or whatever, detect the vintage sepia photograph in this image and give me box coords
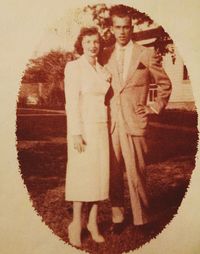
[1,1,199,254]
[16,2,198,254]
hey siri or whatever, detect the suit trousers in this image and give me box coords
[110,111,149,225]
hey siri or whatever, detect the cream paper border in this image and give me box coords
[0,0,199,253]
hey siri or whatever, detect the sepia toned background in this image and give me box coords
[0,0,200,253]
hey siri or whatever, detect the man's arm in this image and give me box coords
[147,48,172,114]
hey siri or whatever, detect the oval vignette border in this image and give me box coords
[0,1,200,254]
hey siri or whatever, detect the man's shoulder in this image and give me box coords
[133,42,157,64]
[133,41,152,54]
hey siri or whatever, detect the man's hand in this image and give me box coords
[73,135,86,153]
[135,104,153,117]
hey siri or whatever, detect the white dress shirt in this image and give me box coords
[115,40,134,81]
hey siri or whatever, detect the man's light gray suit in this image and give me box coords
[101,42,172,225]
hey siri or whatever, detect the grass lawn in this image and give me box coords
[16,109,198,254]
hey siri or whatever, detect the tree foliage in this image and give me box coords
[21,51,74,109]
[83,3,174,58]
[22,51,74,84]
[22,3,175,86]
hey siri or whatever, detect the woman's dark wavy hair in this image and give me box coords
[74,26,103,56]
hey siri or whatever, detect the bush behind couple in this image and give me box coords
[64,5,172,248]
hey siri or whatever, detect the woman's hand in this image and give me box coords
[73,135,86,153]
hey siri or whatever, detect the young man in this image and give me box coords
[101,5,172,226]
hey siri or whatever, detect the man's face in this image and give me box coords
[111,15,133,46]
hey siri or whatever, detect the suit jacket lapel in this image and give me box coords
[80,55,96,75]
[106,47,122,91]
[106,43,145,92]
[106,47,118,75]
[120,43,144,92]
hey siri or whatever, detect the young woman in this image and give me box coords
[64,27,111,247]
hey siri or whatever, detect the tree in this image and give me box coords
[83,4,175,60]
[21,51,75,108]
[22,51,74,84]
[21,3,176,109]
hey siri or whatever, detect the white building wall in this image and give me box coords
[163,48,194,102]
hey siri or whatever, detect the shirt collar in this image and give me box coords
[81,54,98,68]
[115,40,134,52]
[81,54,103,73]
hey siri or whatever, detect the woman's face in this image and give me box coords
[81,33,100,58]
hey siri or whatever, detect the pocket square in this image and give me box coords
[137,62,147,70]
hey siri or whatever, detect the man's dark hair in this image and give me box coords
[74,26,102,55]
[110,4,133,21]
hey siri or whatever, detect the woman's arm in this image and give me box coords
[64,62,86,153]
[65,62,82,135]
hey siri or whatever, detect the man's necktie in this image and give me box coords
[118,47,125,82]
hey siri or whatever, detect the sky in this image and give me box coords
[33,4,158,58]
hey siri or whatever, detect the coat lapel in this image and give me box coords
[80,55,96,75]
[120,43,144,92]
[105,43,145,92]
[106,48,118,77]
